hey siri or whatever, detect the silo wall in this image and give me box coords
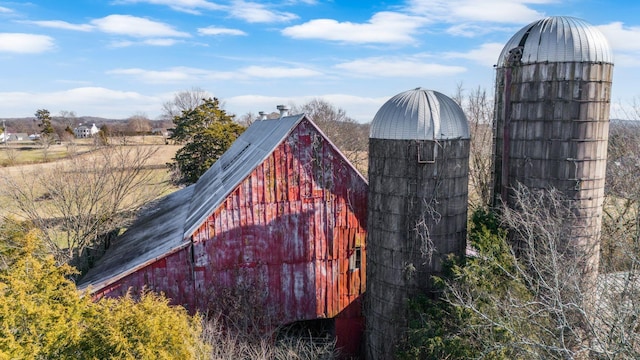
[492,60,613,279]
[366,138,469,359]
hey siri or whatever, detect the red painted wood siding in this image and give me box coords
[94,119,367,328]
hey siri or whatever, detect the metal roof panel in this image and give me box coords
[183,114,306,237]
[497,16,613,67]
[370,88,469,140]
[77,185,194,292]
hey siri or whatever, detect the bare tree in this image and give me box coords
[236,111,280,127]
[452,84,494,209]
[161,87,211,120]
[0,144,169,269]
[126,112,152,141]
[431,186,640,359]
[291,99,369,175]
[603,119,640,272]
[58,110,77,129]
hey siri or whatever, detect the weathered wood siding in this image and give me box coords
[366,138,470,360]
[92,119,368,355]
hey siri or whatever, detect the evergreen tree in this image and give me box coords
[35,109,54,136]
[170,97,245,185]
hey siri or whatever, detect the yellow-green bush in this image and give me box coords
[0,224,209,360]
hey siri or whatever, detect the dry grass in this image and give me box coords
[0,136,181,220]
[201,316,338,360]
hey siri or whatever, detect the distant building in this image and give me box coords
[74,123,99,138]
[5,133,29,142]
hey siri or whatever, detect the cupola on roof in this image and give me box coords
[497,16,613,67]
[370,88,469,140]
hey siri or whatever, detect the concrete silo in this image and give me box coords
[366,88,470,359]
[492,17,613,281]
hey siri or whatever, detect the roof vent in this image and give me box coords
[258,111,268,121]
[276,105,290,118]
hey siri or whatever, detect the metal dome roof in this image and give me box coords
[497,16,613,67]
[370,88,469,140]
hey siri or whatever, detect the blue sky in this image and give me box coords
[1,0,639,122]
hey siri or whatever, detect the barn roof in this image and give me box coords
[77,185,194,292]
[78,113,320,292]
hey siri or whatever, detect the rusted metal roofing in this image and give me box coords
[370,88,469,140]
[184,114,308,237]
[497,16,613,67]
[78,185,194,292]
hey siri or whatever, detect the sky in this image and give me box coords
[1,0,640,123]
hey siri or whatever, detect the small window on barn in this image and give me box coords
[349,247,362,271]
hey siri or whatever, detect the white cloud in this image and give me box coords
[116,0,298,23]
[407,0,548,24]
[281,0,317,4]
[108,67,220,82]
[597,22,640,52]
[26,20,94,31]
[229,1,297,23]
[108,64,321,83]
[444,42,505,67]
[91,15,190,38]
[610,53,640,68]
[596,22,640,67]
[282,11,425,44]
[0,6,13,13]
[240,65,321,78]
[108,38,182,47]
[0,87,162,118]
[198,26,246,36]
[109,40,136,48]
[112,0,225,15]
[446,23,513,37]
[0,33,55,54]
[335,57,466,77]
[143,38,182,46]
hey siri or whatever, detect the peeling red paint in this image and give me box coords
[92,119,368,357]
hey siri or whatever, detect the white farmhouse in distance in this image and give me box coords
[74,123,99,138]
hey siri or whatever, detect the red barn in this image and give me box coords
[78,113,368,356]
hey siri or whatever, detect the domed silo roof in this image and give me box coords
[497,16,613,67]
[370,88,469,140]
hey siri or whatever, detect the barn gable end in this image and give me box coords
[78,114,368,357]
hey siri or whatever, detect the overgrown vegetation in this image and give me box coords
[602,120,640,272]
[0,222,210,359]
[400,190,640,359]
[0,220,340,359]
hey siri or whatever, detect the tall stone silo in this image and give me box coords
[492,16,613,281]
[366,88,470,359]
